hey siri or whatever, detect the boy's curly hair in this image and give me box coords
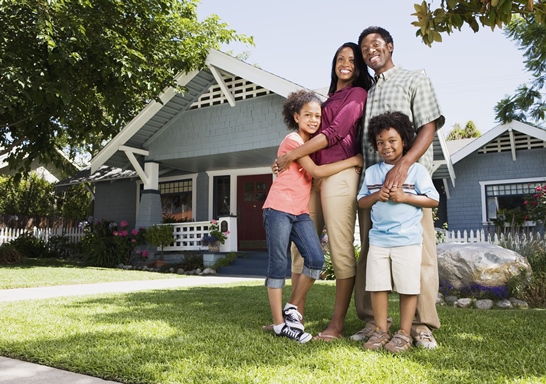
[367,111,415,155]
[282,90,322,131]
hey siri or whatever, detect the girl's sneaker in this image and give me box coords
[283,306,304,331]
[276,325,312,343]
[363,327,391,350]
[384,330,412,353]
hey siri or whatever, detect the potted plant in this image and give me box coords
[201,220,229,252]
[144,224,174,263]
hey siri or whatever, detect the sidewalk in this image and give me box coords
[0,275,262,383]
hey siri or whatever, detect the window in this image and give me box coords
[483,180,543,224]
[159,180,192,221]
[213,176,230,218]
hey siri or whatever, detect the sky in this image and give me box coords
[197,0,531,137]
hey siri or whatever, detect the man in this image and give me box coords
[351,26,445,349]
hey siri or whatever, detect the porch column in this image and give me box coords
[135,161,162,228]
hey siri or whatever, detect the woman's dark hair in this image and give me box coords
[282,90,322,131]
[358,26,394,52]
[327,42,373,95]
[367,111,415,155]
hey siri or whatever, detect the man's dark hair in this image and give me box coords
[358,26,394,52]
[367,111,415,155]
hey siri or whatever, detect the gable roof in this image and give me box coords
[450,120,546,164]
[90,49,318,174]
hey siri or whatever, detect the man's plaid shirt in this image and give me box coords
[361,65,445,175]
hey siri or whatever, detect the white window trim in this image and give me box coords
[479,176,546,225]
[136,174,198,220]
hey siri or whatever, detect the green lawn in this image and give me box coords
[0,260,545,383]
[0,258,184,289]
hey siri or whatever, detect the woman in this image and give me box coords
[275,42,373,341]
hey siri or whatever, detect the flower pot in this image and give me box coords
[207,243,220,252]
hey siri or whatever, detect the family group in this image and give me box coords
[262,26,444,354]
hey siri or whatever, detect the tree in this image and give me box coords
[0,0,253,175]
[412,0,546,46]
[446,121,482,140]
[494,17,546,127]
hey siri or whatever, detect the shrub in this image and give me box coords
[80,218,146,267]
[0,244,23,264]
[8,232,50,258]
[144,224,174,260]
[500,231,546,307]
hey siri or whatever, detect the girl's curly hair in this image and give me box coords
[282,90,322,131]
[367,111,415,155]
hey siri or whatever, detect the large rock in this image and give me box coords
[437,243,532,289]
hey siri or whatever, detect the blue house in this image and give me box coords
[445,120,546,232]
[59,50,453,252]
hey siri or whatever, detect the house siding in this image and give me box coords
[447,148,546,231]
[147,94,286,161]
[94,179,138,229]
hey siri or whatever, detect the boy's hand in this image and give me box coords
[377,186,390,202]
[388,185,406,203]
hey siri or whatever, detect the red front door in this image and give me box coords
[237,174,272,251]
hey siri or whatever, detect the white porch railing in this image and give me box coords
[163,217,238,252]
[0,227,85,245]
[162,221,211,252]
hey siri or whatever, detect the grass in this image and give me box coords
[0,258,185,289]
[1,261,545,383]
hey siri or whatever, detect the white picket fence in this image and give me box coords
[442,229,499,244]
[0,227,85,245]
[441,228,546,247]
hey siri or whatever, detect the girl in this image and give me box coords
[263,89,362,343]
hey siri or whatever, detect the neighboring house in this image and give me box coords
[0,149,79,183]
[445,120,546,232]
[58,49,453,251]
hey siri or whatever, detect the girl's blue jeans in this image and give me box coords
[263,208,324,288]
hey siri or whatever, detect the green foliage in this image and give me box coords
[524,184,546,224]
[211,252,239,270]
[500,231,546,307]
[201,220,229,245]
[8,232,50,258]
[494,17,546,127]
[0,0,254,174]
[0,244,22,265]
[0,174,55,216]
[180,253,204,271]
[412,1,546,46]
[321,245,360,281]
[145,224,174,260]
[446,121,481,140]
[80,219,146,267]
[55,183,92,221]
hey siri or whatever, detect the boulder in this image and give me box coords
[437,243,532,289]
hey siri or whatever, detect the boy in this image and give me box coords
[357,111,439,353]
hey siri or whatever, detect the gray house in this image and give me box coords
[62,49,453,252]
[445,120,546,232]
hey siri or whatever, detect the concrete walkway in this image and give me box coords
[0,275,262,383]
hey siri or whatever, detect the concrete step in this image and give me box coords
[216,251,290,277]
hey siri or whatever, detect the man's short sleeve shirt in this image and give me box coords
[362,66,445,174]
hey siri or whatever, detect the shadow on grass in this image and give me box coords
[1,283,545,383]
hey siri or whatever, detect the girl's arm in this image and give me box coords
[297,153,363,179]
[276,134,328,171]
